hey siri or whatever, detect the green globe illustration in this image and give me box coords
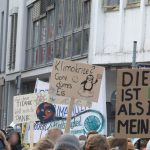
[84,115,101,131]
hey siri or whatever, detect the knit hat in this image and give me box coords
[55,134,80,150]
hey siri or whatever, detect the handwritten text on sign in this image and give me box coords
[13,93,50,124]
[116,69,150,138]
[49,59,104,102]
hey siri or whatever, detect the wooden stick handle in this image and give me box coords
[65,98,74,133]
[30,122,34,148]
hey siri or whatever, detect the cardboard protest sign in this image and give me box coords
[49,59,104,102]
[115,69,150,138]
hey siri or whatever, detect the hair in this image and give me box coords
[86,134,109,150]
[108,138,127,150]
[32,137,54,150]
[47,128,63,143]
[79,135,86,141]
[87,131,98,139]
[0,131,10,150]
[7,131,21,145]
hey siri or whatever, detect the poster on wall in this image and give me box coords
[115,69,150,138]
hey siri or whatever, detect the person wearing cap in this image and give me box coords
[55,134,80,150]
[0,131,10,150]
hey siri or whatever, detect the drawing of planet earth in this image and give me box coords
[84,115,102,132]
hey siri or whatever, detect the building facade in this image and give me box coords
[0,0,9,128]
[1,0,150,135]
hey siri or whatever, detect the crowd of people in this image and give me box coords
[0,127,149,150]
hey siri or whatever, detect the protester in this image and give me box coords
[32,137,54,150]
[46,128,63,144]
[55,134,80,150]
[108,137,128,150]
[86,131,98,139]
[79,135,86,150]
[146,140,150,150]
[0,131,10,150]
[7,131,23,150]
[85,134,109,150]
[128,139,135,150]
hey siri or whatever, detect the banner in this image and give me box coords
[116,69,150,138]
[24,70,107,143]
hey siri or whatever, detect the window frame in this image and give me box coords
[25,0,90,69]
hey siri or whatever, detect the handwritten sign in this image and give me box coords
[13,92,91,124]
[49,59,104,102]
[116,69,150,138]
[14,94,37,124]
[13,93,49,124]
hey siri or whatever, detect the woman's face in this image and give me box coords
[8,133,19,145]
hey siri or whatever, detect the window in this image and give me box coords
[64,36,71,58]
[32,0,41,20]
[47,10,55,41]
[33,47,39,66]
[64,0,72,33]
[84,0,91,26]
[103,0,120,8]
[55,39,63,58]
[27,8,33,49]
[127,0,140,4]
[83,29,90,54]
[0,12,4,72]
[56,0,64,36]
[74,0,82,29]
[9,13,18,70]
[33,21,40,46]
[25,0,91,69]
[73,32,82,56]
[39,45,46,64]
[40,18,47,44]
[47,42,54,62]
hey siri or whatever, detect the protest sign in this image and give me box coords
[24,109,105,143]
[23,71,107,143]
[49,59,104,133]
[49,59,104,102]
[116,69,150,138]
[13,93,38,124]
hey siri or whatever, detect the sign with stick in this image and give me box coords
[49,59,104,133]
[13,92,54,148]
[49,59,104,101]
[116,69,150,138]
